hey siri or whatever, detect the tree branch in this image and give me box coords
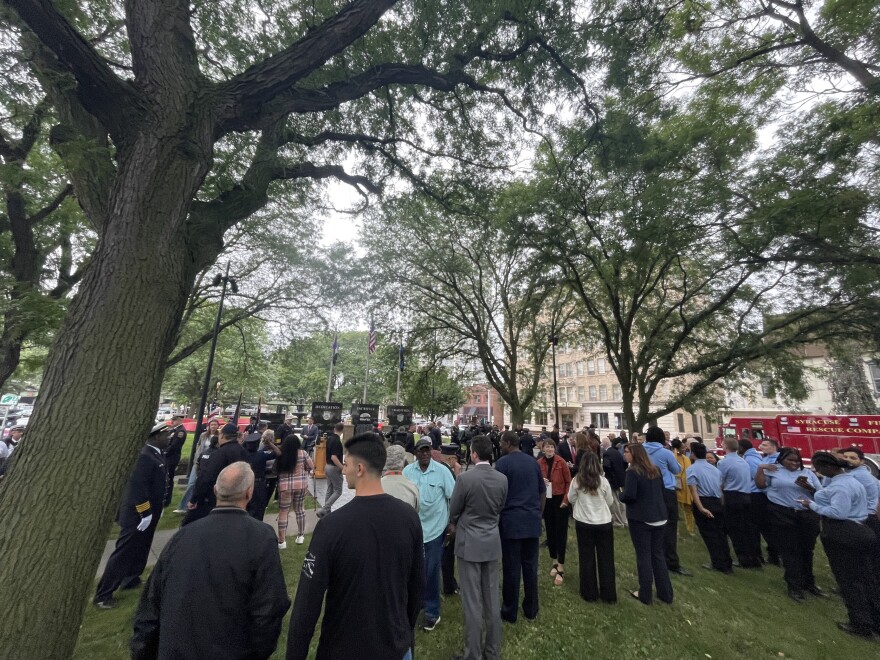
[217,0,397,128]
[4,0,138,135]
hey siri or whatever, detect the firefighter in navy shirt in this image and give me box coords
[94,422,169,608]
[163,414,187,507]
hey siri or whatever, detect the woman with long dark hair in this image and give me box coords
[568,452,616,603]
[620,443,673,605]
[754,447,822,601]
[798,452,880,638]
[276,434,314,549]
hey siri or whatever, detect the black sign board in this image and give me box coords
[386,405,413,429]
[350,403,380,436]
[311,402,342,432]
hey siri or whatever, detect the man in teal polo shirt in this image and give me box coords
[404,438,455,631]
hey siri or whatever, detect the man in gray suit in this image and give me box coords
[446,435,509,660]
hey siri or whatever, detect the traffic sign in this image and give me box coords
[0,394,18,405]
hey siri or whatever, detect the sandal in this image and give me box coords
[554,570,564,586]
[550,563,559,578]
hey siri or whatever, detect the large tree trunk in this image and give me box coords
[0,116,214,656]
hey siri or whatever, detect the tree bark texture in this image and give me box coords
[0,106,215,656]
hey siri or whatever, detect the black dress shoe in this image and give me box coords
[788,588,805,603]
[805,586,827,598]
[94,599,116,610]
[670,566,693,576]
[837,622,873,639]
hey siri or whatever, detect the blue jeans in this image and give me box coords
[423,533,445,619]
[177,464,197,509]
[403,650,412,660]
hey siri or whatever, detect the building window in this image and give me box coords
[614,413,624,430]
[612,384,621,400]
[587,360,595,375]
[599,384,607,401]
[577,361,584,376]
[691,413,699,433]
[706,418,713,433]
[567,363,574,377]
[589,386,598,401]
[558,365,564,379]
[591,412,609,428]
[598,358,606,374]
[535,411,548,426]
[474,395,481,403]
[677,413,685,433]
[559,387,567,401]
[869,362,880,395]
[578,386,585,401]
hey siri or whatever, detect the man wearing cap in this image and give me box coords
[0,424,24,475]
[162,414,188,507]
[403,437,455,631]
[183,423,249,526]
[94,422,170,608]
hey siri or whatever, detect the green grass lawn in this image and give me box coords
[77,521,876,659]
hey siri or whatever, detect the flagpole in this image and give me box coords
[396,342,403,404]
[326,333,337,401]
[363,347,370,403]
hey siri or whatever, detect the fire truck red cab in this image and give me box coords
[717,414,880,478]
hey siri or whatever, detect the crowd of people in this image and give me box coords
[91,414,880,658]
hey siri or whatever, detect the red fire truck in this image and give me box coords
[717,414,880,478]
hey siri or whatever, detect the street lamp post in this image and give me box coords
[186,263,237,474]
[549,329,560,430]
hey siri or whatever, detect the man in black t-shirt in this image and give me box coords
[317,423,345,518]
[287,433,423,660]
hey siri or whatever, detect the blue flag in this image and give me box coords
[399,343,405,371]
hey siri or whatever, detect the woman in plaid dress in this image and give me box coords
[276,434,314,549]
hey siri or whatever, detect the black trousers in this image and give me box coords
[767,502,819,592]
[628,520,673,604]
[661,488,680,570]
[501,537,539,622]
[163,453,181,507]
[442,536,459,594]
[752,491,779,563]
[246,478,269,521]
[575,521,616,602]
[543,494,570,564]
[821,518,880,634]
[692,497,732,571]
[865,515,880,578]
[95,518,158,602]
[723,491,762,567]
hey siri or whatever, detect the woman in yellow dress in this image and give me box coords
[671,439,695,536]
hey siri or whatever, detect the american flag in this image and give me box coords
[368,325,376,354]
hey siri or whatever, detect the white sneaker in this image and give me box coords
[295,535,305,545]
[278,541,287,550]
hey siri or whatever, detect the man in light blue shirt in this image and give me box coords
[744,438,778,565]
[686,444,732,573]
[642,427,689,575]
[404,438,455,630]
[718,438,762,568]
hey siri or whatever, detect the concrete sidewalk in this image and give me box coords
[96,477,355,576]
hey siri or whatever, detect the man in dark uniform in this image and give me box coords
[162,414,187,507]
[94,422,170,608]
[183,423,249,526]
[519,427,536,458]
[245,431,279,521]
[275,416,294,443]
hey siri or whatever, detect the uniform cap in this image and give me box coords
[221,423,239,437]
[149,422,168,435]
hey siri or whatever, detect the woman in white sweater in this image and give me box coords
[568,451,617,603]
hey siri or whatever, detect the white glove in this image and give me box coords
[137,514,153,532]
